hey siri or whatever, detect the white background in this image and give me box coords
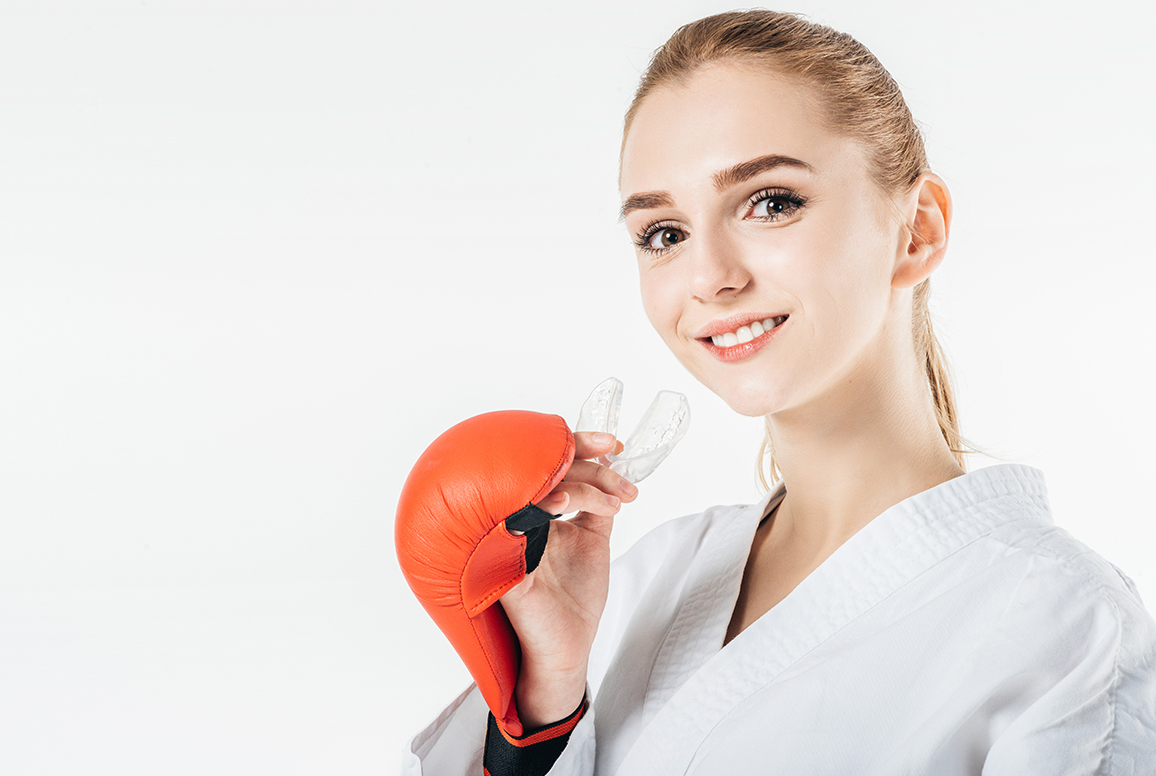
[1,0,1153,773]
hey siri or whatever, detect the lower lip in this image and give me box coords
[699,318,788,363]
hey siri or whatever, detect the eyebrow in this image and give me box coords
[620,154,815,220]
[712,153,815,191]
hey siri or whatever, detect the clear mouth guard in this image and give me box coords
[576,377,690,484]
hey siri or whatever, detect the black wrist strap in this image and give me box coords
[482,695,588,776]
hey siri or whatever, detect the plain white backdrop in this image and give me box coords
[1,0,1153,773]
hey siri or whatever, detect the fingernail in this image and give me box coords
[605,493,621,508]
[620,479,638,497]
[592,432,615,446]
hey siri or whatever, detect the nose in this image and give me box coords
[686,228,752,302]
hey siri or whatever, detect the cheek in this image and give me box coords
[638,266,683,344]
[805,211,896,340]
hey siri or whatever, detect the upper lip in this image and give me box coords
[693,312,789,340]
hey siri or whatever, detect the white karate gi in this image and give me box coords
[403,464,1156,774]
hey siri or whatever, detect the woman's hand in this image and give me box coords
[500,431,638,728]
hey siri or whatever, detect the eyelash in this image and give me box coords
[745,187,807,220]
[633,220,684,256]
[632,188,807,256]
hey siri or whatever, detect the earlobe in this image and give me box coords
[892,173,951,289]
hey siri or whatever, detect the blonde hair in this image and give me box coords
[622,10,974,487]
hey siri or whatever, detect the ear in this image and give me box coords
[891,172,951,290]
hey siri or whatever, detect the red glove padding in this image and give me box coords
[395,410,576,737]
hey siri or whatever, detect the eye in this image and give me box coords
[648,227,685,249]
[746,188,806,221]
[634,221,688,255]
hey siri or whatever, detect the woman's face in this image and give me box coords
[620,64,909,419]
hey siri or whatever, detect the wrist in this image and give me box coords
[515,662,588,729]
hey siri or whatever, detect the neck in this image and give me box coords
[766,319,965,555]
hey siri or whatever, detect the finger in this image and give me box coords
[562,459,638,503]
[536,481,621,517]
[566,508,614,538]
[536,490,569,516]
[573,431,624,460]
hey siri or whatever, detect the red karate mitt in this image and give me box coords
[395,410,576,737]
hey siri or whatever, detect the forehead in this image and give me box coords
[620,63,864,195]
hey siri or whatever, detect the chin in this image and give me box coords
[723,393,779,418]
[701,372,790,418]
[675,347,795,418]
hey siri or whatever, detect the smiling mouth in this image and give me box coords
[703,315,788,348]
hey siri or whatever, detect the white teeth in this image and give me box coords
[708,316,787,348]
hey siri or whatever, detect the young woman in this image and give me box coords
[403,11,1156,774]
